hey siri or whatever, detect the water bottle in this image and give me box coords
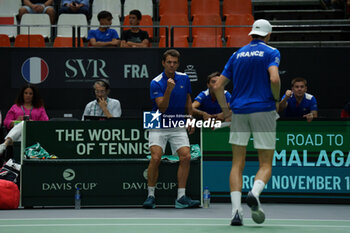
[203,186,210,208]
[74,187,81,210]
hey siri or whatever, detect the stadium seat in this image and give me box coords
[57,14,88,38]
[14,34,45,47]
[92,0,122,17]
[0,16,17,38]
[0,0,21,16]
[223,0,253,17]
[123,14,153,39]
[192,35,223,48]
[123,0,153,18]
[90,13,121,38]
[20,14,51,38]
[191,0,220,19]
[159,36,189,48]
[225,14,254,47]
[0,34,10,47]
[159,14,189,41]
[159,0,188,19]
[53,37,84,47]
[192,14,222,38]
[226,34,251,47]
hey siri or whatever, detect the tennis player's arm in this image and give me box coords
[213,75,231,119]
[155,90,172,113]
[269,65,281,111]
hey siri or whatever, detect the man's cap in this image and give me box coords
[248,19,272,37]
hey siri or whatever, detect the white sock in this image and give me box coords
[148,186,155,197]
[251,180,265,197]
[230,191,242,217]
[177,188,186,199]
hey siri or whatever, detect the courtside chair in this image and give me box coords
[223,0,253,18]
[123,0,153,18]
[0,16,17,38]
[159,0,188,19]
[191,0,220,19]
[53,37,84,47]
[92,0,122,17]
[20,14,51,38]
[0,34,10,47]
[123,14,153,40]
[90,13,121,38]
[14,34,45,47]
[57,14,88,38]
[225,14,254,47]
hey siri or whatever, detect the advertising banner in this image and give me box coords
[202,120,350,201]
[21,159,201,207]
[23,120,200,159]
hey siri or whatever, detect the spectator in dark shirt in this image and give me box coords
[59,0,90,18]
[121,9,149,48]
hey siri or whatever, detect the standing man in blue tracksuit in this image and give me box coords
[213,19,281,226]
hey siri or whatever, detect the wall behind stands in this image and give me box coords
[0,47,348,119]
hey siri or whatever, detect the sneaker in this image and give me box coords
[230,210,243,226]
[142,196,156,209]
[175,195,200,209]
[246,191,265,224]
[0,143,6,156]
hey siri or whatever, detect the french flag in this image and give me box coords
[21,57,49,84]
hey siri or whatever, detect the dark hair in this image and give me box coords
[15,84,44,108]
[207,72,221,84]
[162,49,180,62]
[291,77,307,87]
[251,35,267,39]
[94,79,110,90]
[97,10,113,21]
[129,9,142,20]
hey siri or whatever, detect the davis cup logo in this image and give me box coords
[21,57,49,84]
[63,168,75,181]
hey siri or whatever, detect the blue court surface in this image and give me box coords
[0,203,349,233]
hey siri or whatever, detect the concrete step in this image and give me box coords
[254,9,345,20]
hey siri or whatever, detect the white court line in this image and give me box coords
[0,218,349,222]
[0,223,350,228]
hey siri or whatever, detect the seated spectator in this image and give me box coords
[88,11,120,47]
[341,102,350,118]
[82,79,122,120]
[192,72,231,121]
[58,0,90,18]
[279,77,318,122]
[19,0,56,24]
[0,85,49,157]
[121,9,150,48]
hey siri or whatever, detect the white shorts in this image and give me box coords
[149,128,190,155]
[229,111,277,150]
[23,5,54,13]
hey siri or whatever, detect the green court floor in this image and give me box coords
[1,218,350,233]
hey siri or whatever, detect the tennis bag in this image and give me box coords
[0,179,20,209]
